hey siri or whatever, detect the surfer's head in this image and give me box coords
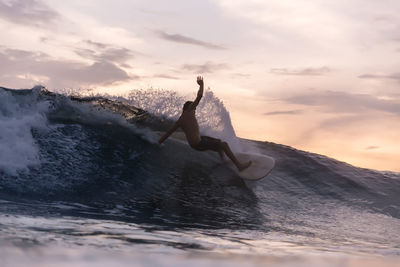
[183,101,193,111]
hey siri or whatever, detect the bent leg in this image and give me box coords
[220,142,251,171]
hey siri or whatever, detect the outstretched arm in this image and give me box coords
[190,76,204,109]
[158,121,180,144]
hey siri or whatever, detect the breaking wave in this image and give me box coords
[0,86,399,233]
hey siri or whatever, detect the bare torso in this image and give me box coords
[178,109,201,147]
[157,76,251,171]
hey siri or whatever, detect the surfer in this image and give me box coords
[158,76,252,171]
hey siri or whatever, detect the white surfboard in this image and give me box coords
[228,152,275,180]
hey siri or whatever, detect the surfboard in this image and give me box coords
[228,152,275,180]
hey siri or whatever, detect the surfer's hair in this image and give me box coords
[183,101,193,111]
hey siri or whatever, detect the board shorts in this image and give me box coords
[192,136,222,152]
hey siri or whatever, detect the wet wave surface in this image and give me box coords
[1,86,399,265]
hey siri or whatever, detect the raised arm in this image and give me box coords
[190,76,204,109]
[158,121,180,144]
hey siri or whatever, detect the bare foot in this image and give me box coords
[238,161,252,171]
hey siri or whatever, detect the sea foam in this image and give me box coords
[0,86,49,176]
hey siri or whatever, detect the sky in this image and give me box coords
[0,0,399,171]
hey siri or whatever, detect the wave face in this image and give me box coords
[1,86,400,258]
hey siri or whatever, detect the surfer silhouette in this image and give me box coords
[158,76,251,171]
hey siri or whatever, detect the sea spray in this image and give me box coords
[50,86,244,151]
[0,87,49,175]
[0,86,400,264]
[47,93,158,144]
[125,88,242,151]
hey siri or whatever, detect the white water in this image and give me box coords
[0,87,49,175]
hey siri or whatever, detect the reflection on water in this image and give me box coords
[1,212,399,267]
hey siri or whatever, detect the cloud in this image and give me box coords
[284,90,400,115]
[153,74,180,80]
[270,67,331,76]
[74,40,135,66]
[156,30,227,50]
[74,47,133,65]
[231,73,251,79]
[182,61,229,74]
[0,0,60,27]
[289,112,390,151]
[366,146,379,150]
[264,110,302,116]
[358,73,400,81]
[39,36,49,43]
[84,40,108,49]
[0,47,134,89]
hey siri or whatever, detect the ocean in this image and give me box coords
[1,86,399,266]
